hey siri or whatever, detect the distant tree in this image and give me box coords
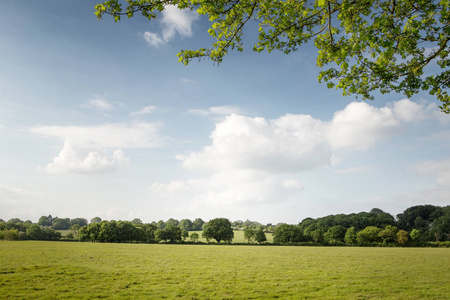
[38,215,52,227]
[324,225,346,245]
[378,225,398,244]
[244,227,256,243]
[139,223,158,243]
[155,229,166,242]
[396,230,409,245]
[254,227,267,244]
[179,219,194,231]
[156,225,182,243]
[70,218,88,227]
[131,218,143,225]
[311,229,323,245]
[431,216,450,241]
[273,224,303,244]
[69,224,81,238]
[26,224,45,240]
[193,218,205,231]
[190,232,199,243]
[3,229,19,241]
[357,226,382,245]
[5,219,26,232]
[410,229,422,245]
[156,220,166,229]
[344,227,357,246]
[52,217,71,230]
[202,218,234,243]
[397,205,441,231]
[181,229,189,241]
[166,218,179,227]
[90,217,102,224]
[413,216,428,232]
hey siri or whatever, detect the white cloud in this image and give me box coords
[129,106,157,117]
[188,105,241,116]
[398,157,450,207]
[44,140,129,174]
[333,167,367,174]
[142,6,200,47]
[142,32,165,47]
[179,101,409,173]
[0,185,48,220]
[327,102,401,151]
[412,158,450,186]
[149,170,303,213]
[30,122,163,149]
[31,122,163,174]
[84,97,114,111]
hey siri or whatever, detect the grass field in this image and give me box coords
[190,230,274,243]
[1,241,449,299]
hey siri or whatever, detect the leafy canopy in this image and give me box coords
[95,0,450,113]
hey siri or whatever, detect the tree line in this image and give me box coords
[1,205,449,247]
[272,205,450,247]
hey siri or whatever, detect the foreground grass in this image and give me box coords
[0,241,448,299]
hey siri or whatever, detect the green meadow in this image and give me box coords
[189,230,274,243]
[1,241,449,299]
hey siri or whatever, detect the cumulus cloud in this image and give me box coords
[149,99,444,217]
[129,106,157,117]
[84,97,114,111]
[179,100,442,173]
[178,114,330,173]
[327,101,401,151]
[142,6,200,47]
[44,140,129,174]
[31,122,163,174]
[188,105,241,116]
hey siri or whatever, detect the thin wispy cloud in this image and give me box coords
[84,97,114,111]
[189,105,241,116]
[129,106,157,117]
[142,6,200,47]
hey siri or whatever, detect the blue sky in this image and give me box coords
[1,1,449,224]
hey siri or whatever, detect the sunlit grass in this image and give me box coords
[0,241,448,299]
[189,230,273,243]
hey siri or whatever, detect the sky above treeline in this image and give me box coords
[0,1,449,224]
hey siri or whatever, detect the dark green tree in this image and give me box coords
[179,219,194,231]
[70,218,88,227]
[193,218,205,231]
[202,218,234,243]
[254,227,267,244]
[273,224,303,244]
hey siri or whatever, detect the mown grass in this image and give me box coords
[0,241,448,299]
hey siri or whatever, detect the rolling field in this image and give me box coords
[0,241,449,299]
[190,230,273,243]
